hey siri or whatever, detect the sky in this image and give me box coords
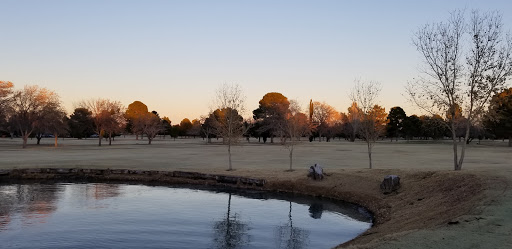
[1,0,511,123]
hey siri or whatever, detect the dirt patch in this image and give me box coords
[0,167,488,248]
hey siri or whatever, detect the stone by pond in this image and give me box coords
[0,182,372,249]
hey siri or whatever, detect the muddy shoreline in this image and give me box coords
[0,167,488,248]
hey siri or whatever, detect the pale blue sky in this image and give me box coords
[1,0,511,123]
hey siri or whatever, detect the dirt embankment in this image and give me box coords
[0,168,488,248]
[228,169,487,248]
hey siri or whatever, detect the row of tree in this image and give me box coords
[1,81,511,168]
[0,83,67,148]
[190,8,512,174]
[0,83,168,147]
[1,9,511,172]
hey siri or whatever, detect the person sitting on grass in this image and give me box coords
[308,163,324,180]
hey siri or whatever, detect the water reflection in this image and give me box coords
[309,203,324,219]
[275,202,309,249]
[213,193,250,249]
[0,183,122,231]
[66,183,121,209]
[0,183,372,249]
[86,183,121,200]
[0,184,59,230]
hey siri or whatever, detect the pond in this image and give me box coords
[0,183,372,249]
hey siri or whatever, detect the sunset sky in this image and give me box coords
[1,0,511,123]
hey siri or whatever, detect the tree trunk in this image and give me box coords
[54,133,58,147]
[22,135,28,149]
[136,134,139,140]
[367,142,372,169]
[451,123,459,171]
[35,133,43,145]
[148,138,152,144]
[289,146,294,171]
[109,133,112,146]
[228,143,232,171]
[98,135,102,146]
[509,137,512,147]
[466,138,472,145]
[457,119,472,170]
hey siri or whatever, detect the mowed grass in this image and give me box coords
[0,136,510,173]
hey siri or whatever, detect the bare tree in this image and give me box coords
[35,101,67,147]
[213,83,246,171]
[141,112,163,144]
[351,80,383,169]
[8,85,62,148]
[103,102,125,146]
[312,101,337,142]
[281,100,309,171]
[80,99,125,146]
[407,10,512,170]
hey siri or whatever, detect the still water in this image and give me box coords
[0,183,371,249]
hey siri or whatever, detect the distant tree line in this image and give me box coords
[1,81,511,150]
[0,82,172,147]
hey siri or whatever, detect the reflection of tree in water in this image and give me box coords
[67,183,121,209]
[0,215,10,230]
[275,202,309,249]
[0,183,122,231]
[0,184,59,229]
[308,203,324,219]
[88,183,120,200]
[0,186,16,230]
[213,193,250,249]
